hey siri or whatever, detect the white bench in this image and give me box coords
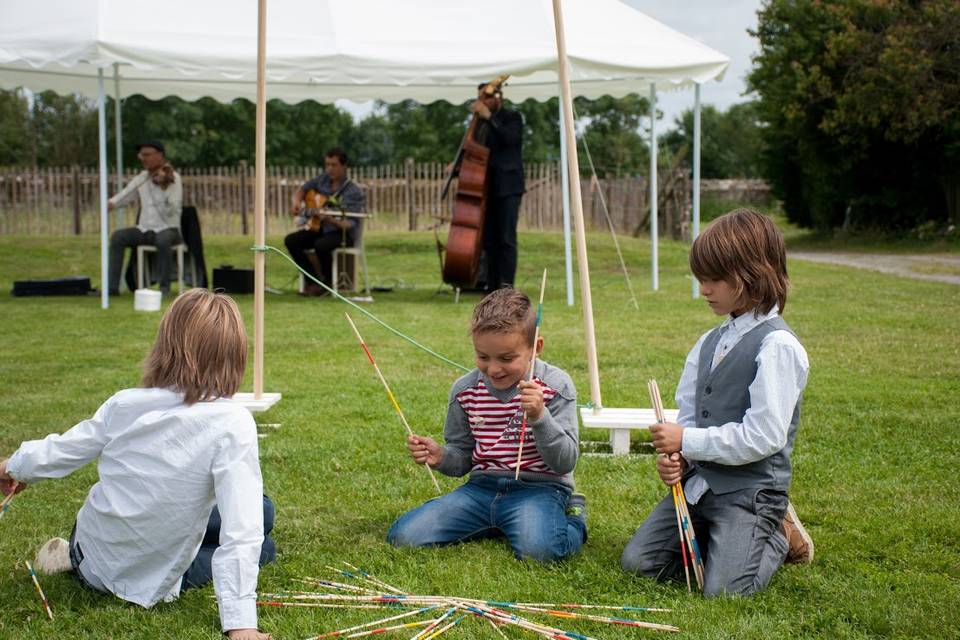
[580,407,680,455]
[232,392,282,412]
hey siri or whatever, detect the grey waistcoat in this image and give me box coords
[690,315,801,495]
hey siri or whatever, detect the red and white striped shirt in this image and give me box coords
[456,376,559,475]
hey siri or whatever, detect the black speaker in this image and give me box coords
[212,266,255,294]
[13,276,94,297]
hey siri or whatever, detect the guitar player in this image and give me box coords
[284,147,365,297]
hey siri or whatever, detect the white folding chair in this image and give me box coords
[136,243,195,293]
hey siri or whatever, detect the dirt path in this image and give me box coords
[790,252,960,285]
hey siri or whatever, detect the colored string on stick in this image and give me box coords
[345,313,442,494]
[648,379,705,590]
[515,268,548,480]
[25,560,54,621]
[256,244,470,373]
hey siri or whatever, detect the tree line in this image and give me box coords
[3,0,955,232]
[0,89,762,180]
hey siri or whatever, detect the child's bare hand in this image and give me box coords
[518,379,544,422]
[407,435,443,467]
[650,421,684,454]
[657,453,685,486]
[227,629,271,640]
[0,459,25,497]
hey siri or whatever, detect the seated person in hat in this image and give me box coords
[107,140,183,295]
[284,147,365,297]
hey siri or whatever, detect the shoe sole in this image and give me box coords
[786,502,814,564]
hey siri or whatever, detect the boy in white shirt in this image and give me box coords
[1,289,274,640]
[621,209,813,596]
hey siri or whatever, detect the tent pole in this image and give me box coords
[253,0,266,397]
[97,68,109,310]
[649,83,658,291]
[692,82,701,299]
[113,63,124,229]
[551,0,601,411]
[559,96,574,307]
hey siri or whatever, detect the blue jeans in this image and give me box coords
[387,475,586,562]
[181,495,277,592]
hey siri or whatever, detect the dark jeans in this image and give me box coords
[285,229,353,288]
[483,194,522,290]
[109,226,182,294]
[69,495,277,593]
[620,486,788,597]
[181,495,277,591]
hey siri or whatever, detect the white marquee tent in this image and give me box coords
[0,0,728,415]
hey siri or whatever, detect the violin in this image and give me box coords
[440,75,509,289]
[150,162,176,190]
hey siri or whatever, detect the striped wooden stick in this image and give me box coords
[25,560,54,620]
[0,481,18,520]
[515,268,547,479]
[648,379,705,590]
[306,605,438,639]
[345,313,442,494]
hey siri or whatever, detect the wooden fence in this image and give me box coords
[0,163,768,238]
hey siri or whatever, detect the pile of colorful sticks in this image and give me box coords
[257,561,680,638]
[647,380,706,593]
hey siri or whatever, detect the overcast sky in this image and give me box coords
[624,0,763,129]
[338,0,763,132]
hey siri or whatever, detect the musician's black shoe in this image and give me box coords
[302,282,330,298]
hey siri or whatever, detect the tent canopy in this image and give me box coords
[0,0,729,104]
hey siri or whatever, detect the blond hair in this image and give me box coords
[142,289,247,405]
[470,288,536,342]
[689,208,788,315]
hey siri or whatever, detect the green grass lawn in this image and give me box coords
[1,229,958,639]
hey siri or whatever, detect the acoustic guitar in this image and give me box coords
[300,189,333,232]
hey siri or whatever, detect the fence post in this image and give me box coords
[239,160,249,235]
[405,157,416,230]
[72,165,81,235]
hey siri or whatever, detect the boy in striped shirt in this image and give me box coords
[387,288,586,562]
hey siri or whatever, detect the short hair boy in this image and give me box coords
[387,288,586,561]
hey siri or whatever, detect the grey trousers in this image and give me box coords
[621,486,789,597]
[108,227,182,293]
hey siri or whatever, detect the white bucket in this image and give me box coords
[134,288,162,312]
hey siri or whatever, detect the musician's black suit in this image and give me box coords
[480,107,525,290]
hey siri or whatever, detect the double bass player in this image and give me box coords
[471,81,525,292]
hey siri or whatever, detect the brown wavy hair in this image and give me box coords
[689,208,788,315]
[470,288,537,342]
[142,289,247,405]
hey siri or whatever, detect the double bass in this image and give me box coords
[440,75,509,289]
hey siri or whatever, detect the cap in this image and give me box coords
[136,140,165,154]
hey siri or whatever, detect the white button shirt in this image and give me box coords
[677,308,809,504]
[7,388,264,632]
[109,170,183,233]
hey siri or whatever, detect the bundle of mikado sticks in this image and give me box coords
[256,561,680,638]
[647,380,706,593]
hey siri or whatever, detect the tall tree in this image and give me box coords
[660,102,764,178]
[573,94,650,177]
[748,0,960,229]
[0,89,32,165]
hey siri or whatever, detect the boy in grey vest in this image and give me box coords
[621,209,814,596]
